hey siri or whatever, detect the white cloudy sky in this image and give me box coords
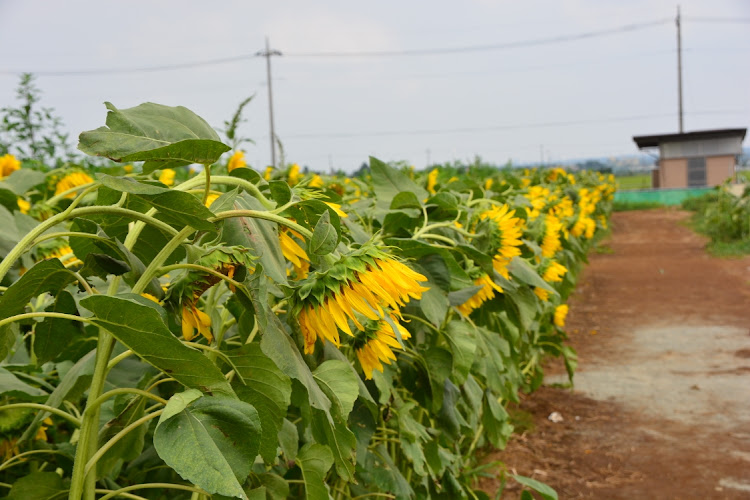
[1,0,748,172]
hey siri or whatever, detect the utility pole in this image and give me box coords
[676,6,684,133]
[257,37,282,168]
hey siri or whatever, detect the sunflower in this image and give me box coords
[16,198,30,214]
[534,260,568,301]
[553,304,569,328]
[158,169,175,186]
[484,178,494,190]
[279,228,310,279]
[540,214,563,258]
[309,174,324,188]
[456,273,503,316]
[479,204,524,279]
[297,249,428,354]
[38,243,82,266]
[181,303,212,342]
[55,171,94,198]
[228,151,246,172]
[323,202,347,218]
[0,154,21,178]
[426,168,438,195]
[204,192,221,208]
[288,164,301,185]
[264,166,274,181]
[355,317,412,379]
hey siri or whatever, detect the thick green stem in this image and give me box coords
[0,403,81,427]
[158,264,244,291]
[201,165,211,205]
[46,182,97,206]
[68,332,116,500]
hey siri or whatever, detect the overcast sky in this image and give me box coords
[1,0,748,172]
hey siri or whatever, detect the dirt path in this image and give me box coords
[480,209,750,499]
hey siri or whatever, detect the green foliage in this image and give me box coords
[0,101,614,500]
[683,184,750,256]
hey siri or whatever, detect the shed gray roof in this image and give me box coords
[633,128,746,149]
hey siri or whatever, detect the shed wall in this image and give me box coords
[706,155,735,186]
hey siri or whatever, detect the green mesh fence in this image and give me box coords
[614,187,713,206]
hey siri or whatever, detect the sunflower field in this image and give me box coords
[0,102,614,500]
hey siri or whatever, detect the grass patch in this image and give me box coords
[613,200,664,211]
[616,174,652,190]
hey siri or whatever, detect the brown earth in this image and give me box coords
[479,208,750,499]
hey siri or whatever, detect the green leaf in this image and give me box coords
[7,472,65,500]
[443,320,477,384]
[508,257,556,294]
[390,190,422,210]
[483,390,513,448]
[370,157,428,209]
[417,286,449,326]
[96,393,148,477]
[222,193,288,285]
[512,475,558,500]
[79,294,234,397]
[311,360,359,480]
[309,210,338,256]
[448,285,484,306]
[226,344,292,463]
[34,290,84,365]
[0,259,78,321]
[268,180,292,205]
[20,350,95,443]
[278,418,299,462]
[257,310,331,414]
[0,188,20,213]
[0,367,46,400]
[154,391,261,499]
[0,169,47,195]
[295,443,334,500]
[313,360,358,418]
[360,443,414,499]
[98,175,170,195]
[78,102,230,172]
[506,286,538,331]
[142,191,216,231]
[311,409,356,481]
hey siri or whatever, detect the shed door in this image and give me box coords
[687,157,706,187]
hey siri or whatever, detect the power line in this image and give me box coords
[0,54,257,77]
[683,16,750,24]
[283,19,671,57]
[0,19,672,76]
[278,110,749,140]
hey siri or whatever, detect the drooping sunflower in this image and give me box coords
[540,214,563,258]
[279,228,310,279]
[55,171,94,198]
[534,260,568,301]
[354,316,412,379]
[296,248,428,355]
[553,304,569,328]
[167,246,255,342]
[0,154,21,179]
[426,168,438,195]
[478,204,524,279]
[457,273,503,316]
[264,166,274,180]
[228,151,247,172]
[16,198,30,214]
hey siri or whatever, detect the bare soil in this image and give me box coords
[479,208,750,499]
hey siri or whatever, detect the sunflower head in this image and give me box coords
[426,168,439,195]
[54,171,94,198]
[353,316,411,379]
[158,169,176,186]
[228,151,247,172]
[295,247,428,355]
[456,273,503,316]
[553,304,569,328]
[0,154,21,178]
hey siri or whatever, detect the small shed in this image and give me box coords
[633,128,746,188]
